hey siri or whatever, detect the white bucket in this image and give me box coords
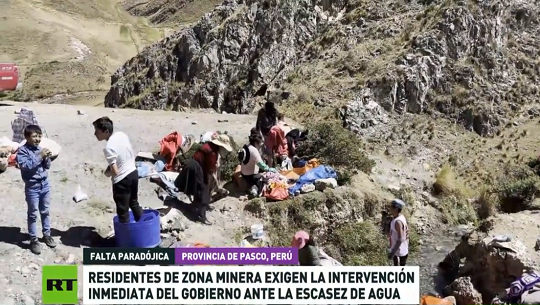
[251,224,264,240]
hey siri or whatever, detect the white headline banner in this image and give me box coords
[83,265,420,304]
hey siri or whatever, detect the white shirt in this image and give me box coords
[241,145,263,176]
[104,132,136,184]
[389,214,409,257]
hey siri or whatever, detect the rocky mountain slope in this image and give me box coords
[105,0,540,136]
[122,0,222,25]
[0,0,199,105]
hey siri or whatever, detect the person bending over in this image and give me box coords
[238,129,276,197]
[93,117,143,224]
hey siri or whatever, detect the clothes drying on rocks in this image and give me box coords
[151,171,180,199]
[200,131,216,143]
[0,136,19,172]
[492,271,540,305]
[259,172,289,200]
[288,165,338,196]
[12,108,46,143]
[19,137,61,158]
[280,158,320,180]
[421,295,456,305]
[136,160,165,178]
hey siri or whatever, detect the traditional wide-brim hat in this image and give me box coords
[211,134,232,152]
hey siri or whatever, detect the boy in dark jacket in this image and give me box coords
[16,125,56,255]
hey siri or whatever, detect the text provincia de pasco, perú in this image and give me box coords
[90,251,293,262]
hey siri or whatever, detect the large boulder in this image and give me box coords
[439,212,540,305]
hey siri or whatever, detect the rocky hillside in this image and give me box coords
[122,0,222,25]
[105,0,539,136]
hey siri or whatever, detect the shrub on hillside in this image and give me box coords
[266,190,419,266]
[494,164,540,213]
[295,122,375,184]
[432,164,478,224]
[328,221,387,266]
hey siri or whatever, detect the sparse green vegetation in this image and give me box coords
[295,122,375,184]
[432,164,478,225]
[267,189,419,265]
[494,164,540,213]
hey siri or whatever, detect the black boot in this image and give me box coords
[198,205,211,225]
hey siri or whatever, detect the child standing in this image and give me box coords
[16,125,56,254]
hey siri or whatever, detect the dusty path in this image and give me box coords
[0,102,259,304]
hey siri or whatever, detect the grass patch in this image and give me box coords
[328,221,387,265]
[266,189,419,266]
[494,163,540,213]
[432,164,478,225]
[85,199,111,215]
[295,122,375,184]
[433,163,457,195]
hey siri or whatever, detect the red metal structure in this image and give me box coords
[0,63,20,91]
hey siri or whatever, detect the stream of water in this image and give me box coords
[409,227,465,295]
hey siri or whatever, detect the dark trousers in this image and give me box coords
[242,174,262,190]
[113,170,143,223]
[393,254,408,266]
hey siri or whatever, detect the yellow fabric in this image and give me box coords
[279,158,321,180]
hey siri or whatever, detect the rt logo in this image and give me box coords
[42,265,78,304]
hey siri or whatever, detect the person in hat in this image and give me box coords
[174,133,232,225]
[291,231,321,266]
[387,199,409,266]
[238,128,276,197]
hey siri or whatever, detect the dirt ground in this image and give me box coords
[0,0,171,103]
[0,100,447,303]
[0,102,263,303]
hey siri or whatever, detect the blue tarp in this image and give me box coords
[288,165,337,195]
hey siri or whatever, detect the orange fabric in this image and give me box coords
[193,242,210,248]
[268,126,288,157]
[264,182,289,201]
[420,296,453,305]
[159,132,183,171]
[279,158,321,180]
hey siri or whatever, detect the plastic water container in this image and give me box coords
[113,210,161,248]
[251,224,264,240]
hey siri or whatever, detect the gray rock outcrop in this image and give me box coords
[339,0,540,136]
[107,0,540,136]
[105,0,346,113]
[439,222,540,305]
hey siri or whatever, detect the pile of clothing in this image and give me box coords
[492,271,540,305]
[246,159,339,202]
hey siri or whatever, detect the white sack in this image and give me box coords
[20,137,61,157]
[73,185,88,203]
